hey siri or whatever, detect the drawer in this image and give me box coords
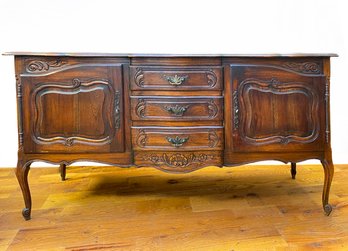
[132,126,223,151]
[131,96,223,121]
[130,66,222,91]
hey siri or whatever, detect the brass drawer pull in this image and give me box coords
[163,74,188,86]
[166,136,189,147]
[164,104,190,116]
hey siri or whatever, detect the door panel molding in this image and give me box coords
[228,65,326,152]
[238,78,320,145]
[32,78,115,146]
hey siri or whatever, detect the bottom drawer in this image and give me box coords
[134,151,222,173]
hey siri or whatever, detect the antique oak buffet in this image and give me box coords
[4,52,337,220]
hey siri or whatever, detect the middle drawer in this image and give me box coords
[131,96,223,121]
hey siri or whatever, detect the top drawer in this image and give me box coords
[130,66,222,91]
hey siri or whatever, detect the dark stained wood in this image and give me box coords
[3,52,339,57]
[10,54,335,220]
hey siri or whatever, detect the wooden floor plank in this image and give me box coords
[0,164,347,250]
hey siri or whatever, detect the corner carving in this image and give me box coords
[26,59,67,73]
[283,62,321,74]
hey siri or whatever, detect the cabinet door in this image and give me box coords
[228,65,326,152]
[21,64,124,153]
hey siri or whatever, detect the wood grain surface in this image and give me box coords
[1,164,347,250]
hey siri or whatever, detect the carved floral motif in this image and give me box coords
[142,153,214,168]
[26,59,67,72]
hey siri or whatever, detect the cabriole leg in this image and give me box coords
[321,156,334,216]
[291,162,297,179]
[16,160,32,220]
[59,163,66,181]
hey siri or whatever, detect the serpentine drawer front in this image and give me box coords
[4,52,337,220]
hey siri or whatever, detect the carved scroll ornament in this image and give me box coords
[26,59,67,73]
[283,62,321,74]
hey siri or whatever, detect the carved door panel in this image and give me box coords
[229,65,326,152]
[21,64,124,153]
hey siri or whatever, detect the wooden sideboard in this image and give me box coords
[4,52,337,220]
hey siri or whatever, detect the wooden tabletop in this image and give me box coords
[2,52,338,57]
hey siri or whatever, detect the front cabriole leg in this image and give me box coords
[59,163,67,181]
[321,154,334,216]
[16,159,32,220]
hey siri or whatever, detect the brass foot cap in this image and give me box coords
[22,208,31,220]
[324,204,332,216]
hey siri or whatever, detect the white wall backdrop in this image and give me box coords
[0,0,347,167]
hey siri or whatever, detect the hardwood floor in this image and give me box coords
[0,164,348,250]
